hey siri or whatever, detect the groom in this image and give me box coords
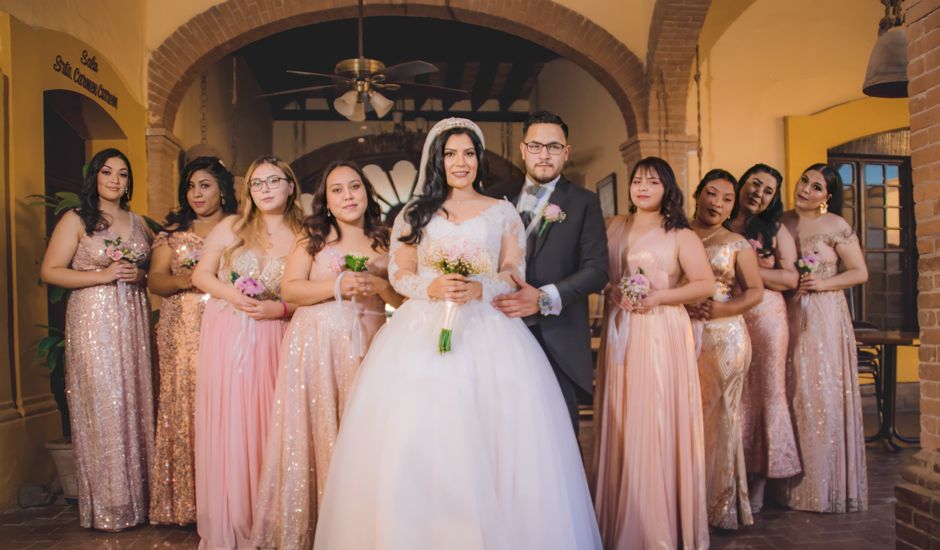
[492,111,609,436]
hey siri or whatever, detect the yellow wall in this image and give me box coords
[0,15,148,510]
[693,0,885,183]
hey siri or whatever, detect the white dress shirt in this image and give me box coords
[516,175,563,316]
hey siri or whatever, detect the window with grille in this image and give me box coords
[829,155,917,331]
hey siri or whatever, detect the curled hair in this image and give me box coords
[729,163,784,246]
[400,127,486,245]
[77,148,133,235]
[302,160,390,257]
[693,168,738,198]
[627,156,690,232]
[803,163,844,215]
[221,155,306,270]
[163,156,237,233]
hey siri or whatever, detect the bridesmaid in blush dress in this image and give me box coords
[148,157,236,525]
[686,169,763,530]
[727,164,801,513]
[192,156,304,549]
[593,157,714,549]
[777,163,869,513]
[40,149,153,531]
[252,161,402,549]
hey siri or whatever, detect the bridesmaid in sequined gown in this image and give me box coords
[727,164,801,513]
[778,164,869,513]
[687,170,763,530]
[192,156,305,549]
[252,161,402,549]
[148,157,236,525]
[594,157,714,549]
[40,149,153,531]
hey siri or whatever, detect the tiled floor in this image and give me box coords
[0,411,916,549]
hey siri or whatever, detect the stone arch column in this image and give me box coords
[621,0,712,187]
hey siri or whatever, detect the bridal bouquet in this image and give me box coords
[230,270,274,300]
[795,253,819,274]
[104,237,145,265]
[425,242,493,354]
[618,267,651,306]
[181,249,201,269]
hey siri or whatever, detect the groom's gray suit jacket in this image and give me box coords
[515,176,609,394]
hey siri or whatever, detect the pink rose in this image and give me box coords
[234,276,265,297]
[543,203,565,222]
[106,247,124,261]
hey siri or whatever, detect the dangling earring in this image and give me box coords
[123,187,130,199]
[819,202,828,214]
[221,196,226,206]
[326,208,333,218]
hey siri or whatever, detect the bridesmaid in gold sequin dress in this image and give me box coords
[778,164,869,513]
[594,157,714,549]
[148,157,236,525]
[687,170,763,530]
[252,162,402,549]
[40,149,153,531]
[192,156,304,549]
[727,164,801,514]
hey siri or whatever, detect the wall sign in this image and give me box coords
[52,50,119,108]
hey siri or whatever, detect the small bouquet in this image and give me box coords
[343,254,369,272]
[104,237,145,264]
[181,249,200,269]
[538,203,567,236]
[330,253,372,358]
[618,267,651,306]
[230,270,266,298]
[795,254,819,274]
[425,242,493,354]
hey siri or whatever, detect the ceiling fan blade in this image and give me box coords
[379,61,439,82]
[257,84,338,98]
[286,69,352,83]
[392,81,469,98]
[373,82,401,91]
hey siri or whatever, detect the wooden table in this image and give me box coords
[855,329,920,452]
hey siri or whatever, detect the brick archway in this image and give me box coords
[147,0,646,136]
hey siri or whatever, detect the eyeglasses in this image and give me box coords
[523,141,566,155]
[248,175,289,191]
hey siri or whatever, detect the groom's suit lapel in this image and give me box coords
[531,178,572,261]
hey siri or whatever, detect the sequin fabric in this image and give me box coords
[252,247,388,550]
[149,231,208,525]
[65,213,154,530]
[698,239,754,530]
[741,289,802,479]
[776,226,868,513]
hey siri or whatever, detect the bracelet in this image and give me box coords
[280,299,288,319]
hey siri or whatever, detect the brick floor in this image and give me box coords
[0,411,914,549]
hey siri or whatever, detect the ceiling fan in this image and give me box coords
[258,0,469,121]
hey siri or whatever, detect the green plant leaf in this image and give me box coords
[143,216,163,233]
[48,285,68,304]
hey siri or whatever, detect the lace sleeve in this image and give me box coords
[832,225,859,247]
[388,213,431,300]
[152,231,170,250]
[471,202,527,303]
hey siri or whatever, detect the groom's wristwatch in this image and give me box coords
[538,290,553,316]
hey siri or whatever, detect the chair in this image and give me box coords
[854,320,884,442]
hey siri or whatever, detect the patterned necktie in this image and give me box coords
[520,184,547,228]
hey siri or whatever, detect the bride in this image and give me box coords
[313,118,602,550]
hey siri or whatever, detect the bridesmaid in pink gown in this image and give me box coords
[686,169,764,530]
[148,157,236,525]
[252,161,402,549]
[593,157,715,549]
[192,156,305,549]
[778,163,869,513]
[727,164,801,513]
[40,149,153,531]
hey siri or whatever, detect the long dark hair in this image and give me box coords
[163,156,237,233]
[729,163,784,246]
[400,127,487,245]
[302,160,390,257]
[627,156,690,231]
[78,148,133,235]
[804,162,844,215]
[693,168,738,226]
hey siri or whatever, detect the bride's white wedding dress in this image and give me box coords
[313,200,602,550]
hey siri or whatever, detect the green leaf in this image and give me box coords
[37,335,60,357]
[143,216,163,234]
[48,285,68,304]
[46,347,63,372]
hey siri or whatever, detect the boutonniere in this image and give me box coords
[538,203,567,236]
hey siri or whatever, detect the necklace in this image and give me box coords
[697,224,724,243]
